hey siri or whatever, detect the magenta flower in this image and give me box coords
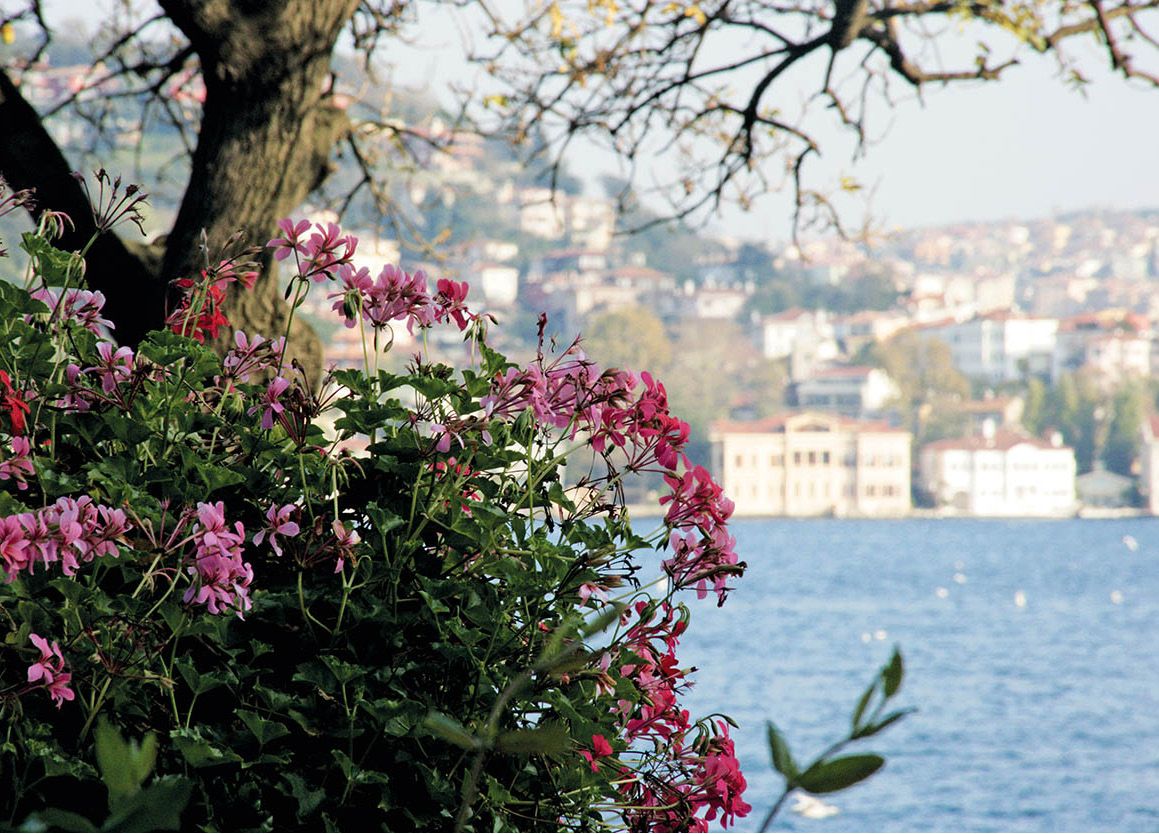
[87,341,134,394]
[253,503,300,556]
[27,633,75,708]
[267,217,312,261]
[579,734,614,772]
[183,501,254,618]
[249,377,290,430]
[222,331,283,383]
[433,277,474,331]
[0,436,34,491]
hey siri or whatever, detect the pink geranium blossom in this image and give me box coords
[27,633,75,708]
[254,503,300,556]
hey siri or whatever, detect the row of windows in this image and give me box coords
[733,451,906,468]
[733,482,906,499]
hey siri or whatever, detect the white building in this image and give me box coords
[1138,416,1159,515]
[1082,333,1151,386]
[475,264,520,307]
[758,309,832,360]
[794,366,899,419]
[919,426,1077,516]
[710,412,911,517]
[923,312,1058,381]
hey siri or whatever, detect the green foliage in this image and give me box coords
[0,214,750,832]
[759,647,912,831]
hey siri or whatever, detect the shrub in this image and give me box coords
[0,176,750,832]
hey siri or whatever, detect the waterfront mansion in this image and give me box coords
[709,412,912,517]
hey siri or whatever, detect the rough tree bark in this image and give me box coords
[0,0,362,382]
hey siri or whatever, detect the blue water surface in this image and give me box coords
[657,518,1159,832]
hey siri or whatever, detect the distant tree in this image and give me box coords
[661,319,782,462]
[1103,380,1149,475]
[584,306,673,372]
[479,0,1159,240]
[861,330,969,421]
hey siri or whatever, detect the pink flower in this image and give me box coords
[0,515,31,581]
[300,222,358,281]
[578,581,609,607]
[249,377,290,430]
[253,503,300,556]
[330,520,360,573]
[27,633,75,708]
[30,287,114,334]
[183,502,254,618]
[267,217,312,261]
[0,436,34,490]
[87,341,134,394]
[433,278,474,331]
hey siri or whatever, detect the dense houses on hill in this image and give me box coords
[15,57,1159,517]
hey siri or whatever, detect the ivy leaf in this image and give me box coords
[766,722,798,779]
[494,725,570,757]
[796,754,885,794]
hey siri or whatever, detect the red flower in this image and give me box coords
[0,371,30,435]
[580,734,614,771]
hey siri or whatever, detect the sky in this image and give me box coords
[36,0,1159,244]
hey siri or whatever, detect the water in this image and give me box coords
[661,519,1159,832]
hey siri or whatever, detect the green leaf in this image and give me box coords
[102,776,192,832]
[95,719,157,811]
[883,648,904,698]
[21,232,84,287]
[284,772,326,821]
[860,708,915,738]
[851,679,878,731]
[494,725,570,756]
[237,710,290,746]
[18,809,98,832]
[169,728,242,768]
[766,722,798,779]
[423,712,485,751]
[796,754,885,794]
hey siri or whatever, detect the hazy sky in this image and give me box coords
[37,0,1159,243]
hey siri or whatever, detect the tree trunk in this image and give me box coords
[1,0,361,383]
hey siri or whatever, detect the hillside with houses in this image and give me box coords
[10,48,1159,518]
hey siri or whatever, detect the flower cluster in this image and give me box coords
[660,467,741,604]
[221,331,285,384]
[0,436,33,491]
[0,496,132,582]
[183,501,254,618]
[26,633,75,708]
[269,219,357,281]
[30,287,114,335]
[609,602,751,831]
[167,275,231,343]
[0,370,30,435]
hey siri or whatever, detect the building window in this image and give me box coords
[808,451,817,465]
[771,454,783,466]
[735,455,743,468]
[822,451,831,465]
[794,451,802,465]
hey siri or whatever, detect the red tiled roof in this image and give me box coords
[711,411,907,435]
[922,430,1067,452]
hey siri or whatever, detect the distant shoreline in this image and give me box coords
[626,504,1153,520]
